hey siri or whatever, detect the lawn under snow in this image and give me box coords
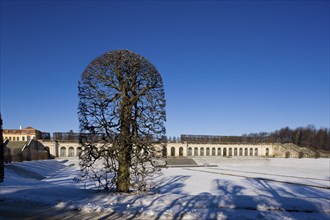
[0,157,329,220]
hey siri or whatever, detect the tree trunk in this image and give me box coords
[117,145,131,192]
[117,90,132,192]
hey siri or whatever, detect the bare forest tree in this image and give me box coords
[78,50,166,192]
[0,113,4,182]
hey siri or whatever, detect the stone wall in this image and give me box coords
[41,141,319,159]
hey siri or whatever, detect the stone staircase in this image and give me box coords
[5,164,45,180]
[284,143,315,156]
[165,157,197,166]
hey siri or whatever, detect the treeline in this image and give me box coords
[168,125,330,152]
[266,125,329,151]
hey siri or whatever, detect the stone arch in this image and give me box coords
[60,147,66,157]
[254,148,258,156]
[212,147,216,156]
[223,148,227,157]
[194,147,198,156]
[206,147,210,156]
[285,151,290,158]
[265,148,269,157]
[234,148,238,156]
[217,147,221,156]
[188,147,193,156]
[200,147,204,156]
[229,148,232,156]
[179,147,184,156]
[77,147,82,157]
[68,147,74,157]
[244,148,248,156]
[249,148,253,156]
[171,147,175,157]
[239,148,243,156]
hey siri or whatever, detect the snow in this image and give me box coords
[1,157,329,219]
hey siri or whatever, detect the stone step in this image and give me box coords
[165,157,197,166]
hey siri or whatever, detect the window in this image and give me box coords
[162,146,167,157]
[60,147,66,157]
[22,136,25,141]
[77,147,82,157]
[188,147,192,156]
[171,147,175,156]
[234,148,238,156]
[68,147,74,157]
[239,148,243,156]
[254,148,258,156]
[206,147,210,156]
[179,147,184,156]
[200,147,204,156]
[265,148,269,156]
[212,148,216,156]
[244,148,248,156]
[250,148,253,156]
[229,148,232,156]
[223,148,227,157]
[194,147,198,156]
[217,148,221,156]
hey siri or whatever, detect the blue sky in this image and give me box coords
[1,0,329,137]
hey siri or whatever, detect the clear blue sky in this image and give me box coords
[1,0,329,137]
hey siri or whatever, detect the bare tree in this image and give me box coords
[78,50,166,192]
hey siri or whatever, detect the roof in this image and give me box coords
[24,127,36,130]
[6,141,27,150]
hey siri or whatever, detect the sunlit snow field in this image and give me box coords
[0,157,329,220]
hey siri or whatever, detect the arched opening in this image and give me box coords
[239,148,243,156]
[77,147,82,157]
[200,147,204,156]
[265,148,269,157]
[254,148,258,156]
[171,147,175,157]
[249,148,253,156]
[68,147,74,157]
[244,148,248,156]
[285,151,290,158]
[179,147,184,156]
[212,148,216,156]
[188,147,192,156]
[298,151,304,158]
[217,148,221,156]
[223,148,227,157]
[194,147,198,156]
[60,147,66,157]
[234,148,238,156]
[206,147,210,156]
[229,148,232,156]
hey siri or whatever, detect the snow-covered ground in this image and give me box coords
[0,158,329,220]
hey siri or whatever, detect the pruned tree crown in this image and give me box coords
[78,49,166,192]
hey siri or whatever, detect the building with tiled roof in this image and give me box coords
[3,127,50,142]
